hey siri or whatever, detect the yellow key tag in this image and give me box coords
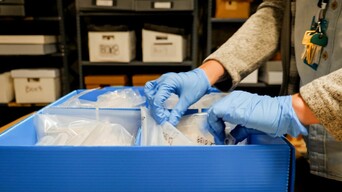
[302,30,316,45]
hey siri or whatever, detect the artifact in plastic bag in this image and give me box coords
[176,113,215,145]
[164,92,228,111]
[140,107,193,146]
[35,114,134,146]
[59,88,146,108]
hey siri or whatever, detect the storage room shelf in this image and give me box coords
[211,18,247,23]
[81,60,194,67]
[76,0,204,88]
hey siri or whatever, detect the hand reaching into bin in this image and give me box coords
[144,68,211,126]
[207,90,309,144]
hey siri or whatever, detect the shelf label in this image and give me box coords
[96,0,113,7]
[153,2,172,9]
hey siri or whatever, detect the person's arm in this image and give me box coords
[199,60,226,85]
[203,0,285,91]
[299,68,342,141]
[292,93,319,125]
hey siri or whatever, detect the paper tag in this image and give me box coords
[96,0,113,6]
[153,2,172,9]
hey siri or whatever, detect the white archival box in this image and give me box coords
[0,35,58,55]
[0,35,57,44]
[142,29,186,62]
[0,72,14,103]
[88,31,135,62]
[259,60,283,85]
[10,69,61,103]
[241,69,258,84]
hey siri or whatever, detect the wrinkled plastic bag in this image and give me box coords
[140,107,193,146]
[35,114,134,146]
[164,92,228,111]
[59,88,146,108]
[176,113,215,145]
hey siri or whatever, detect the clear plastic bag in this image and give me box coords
[164,92,228,111]
[140,107,193,146]
[59,88,146,108]
[176,113,215,145]
[35,113,134,146]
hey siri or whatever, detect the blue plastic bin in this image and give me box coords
[0,87,295,192]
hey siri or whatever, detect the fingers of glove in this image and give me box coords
[144,80,158,108]
[144,75,175,124]
[230,125,264,143]
[208,91,249,127]
[151,107,170,125]
[168,99,190,126]
[206,111,226,144]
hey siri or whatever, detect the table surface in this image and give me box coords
[0,112,35,134]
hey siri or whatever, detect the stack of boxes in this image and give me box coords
[0,0,25,16]
[10,69,61,103]
[0,35,57,55]
[83,0,193,87]
[87,24,187,86]
[0,68,61,104]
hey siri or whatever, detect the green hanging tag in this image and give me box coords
[310,33,328,47]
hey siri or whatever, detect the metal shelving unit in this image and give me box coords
[75,0,204,88]
[0,0,77,127]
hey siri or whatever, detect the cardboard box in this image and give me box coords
[215,0,251,19]
[142,29,186,62]
[10,69,61,103]
[135,0,194,11]
[0,0,24,4]
[88,31,136,62]
[0,72,14,103]
[76,0,135,11]
[259,60,283,85]
[84,75,128,88]
[240,69,258,84]
[259,71,283,85]
[0,5,25,16]
[0,88,295,191]
[0,44,56,55]
[132,74,161,86]
[0,35,57,44]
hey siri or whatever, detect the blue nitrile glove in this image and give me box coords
[207,90,308,144]
[229,125,265,144]
[144,68,211,126]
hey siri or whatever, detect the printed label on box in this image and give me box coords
[89,31,135,62]
[96,0,113,6]
[151,43,176,58]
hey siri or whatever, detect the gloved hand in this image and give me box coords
[229,125,264,144]
[144,68,211,126]
[207,90,308,144]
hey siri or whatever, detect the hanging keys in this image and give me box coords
[301,18,328,70]
[301,30,318,65]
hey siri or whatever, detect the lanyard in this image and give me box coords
[317,0,329,8]
[316,0,329,21]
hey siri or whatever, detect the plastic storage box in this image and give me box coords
[0,87,295,192]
